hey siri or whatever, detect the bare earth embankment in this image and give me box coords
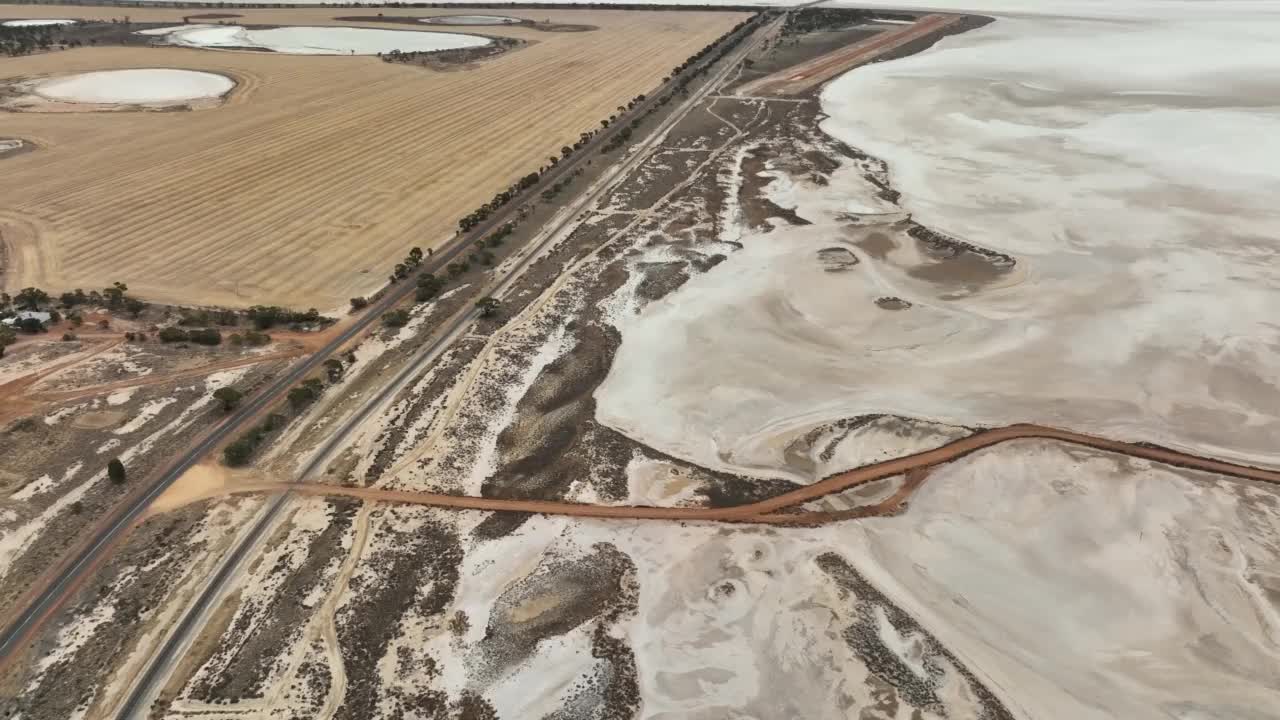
[0,5,746,310]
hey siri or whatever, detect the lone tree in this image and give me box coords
[213,386,243,412]
[107,458,126,484]
[224,438,255,466]
[103,281,128,309]
[323,358,344,383]
[476,297,500,318]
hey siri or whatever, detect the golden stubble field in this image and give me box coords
[0,5,747,310]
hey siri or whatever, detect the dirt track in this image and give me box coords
[166,423,1280,524]
[737,14,957,96]
[0,5,747,310]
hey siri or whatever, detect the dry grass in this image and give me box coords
[0,5,748,310]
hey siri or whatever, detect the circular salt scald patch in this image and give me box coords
[35,69,235,105]
[2,18,77,27]
[165,24,490,55]
[419,15,522,25]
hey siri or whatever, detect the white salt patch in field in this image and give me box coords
[32,585,118,678]
[161,24,490,55]
[105,387,137,406]
[2,18,76,27]
[420,14,521,25]
[0,343,85,385]
[96,438,121,455]
[113,396,177,435]
[43,402,86,426]
[204,366,250,390]
[1,384,221,583]
[35,68,234,104]
[12,462,82,502]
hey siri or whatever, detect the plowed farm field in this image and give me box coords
[0,5,748,310]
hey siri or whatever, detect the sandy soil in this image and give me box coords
[0,4,747,309]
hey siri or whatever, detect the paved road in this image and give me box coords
[0,12,770,676]
[108,14,779,719]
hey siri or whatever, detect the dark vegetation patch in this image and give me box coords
[0,501,217,719]
[335,509,462,720]
[737,146,811,229]
[0,372,270,620]
[381,35,524,71]
[816,553,1014,720]
[190,499,358,703]
[876,296,911,310]
[732,19,879,90]
[817,246,858,271]
[905,223,1015,294]
[478,544,630,673]
[360,337,486,485]
[634,261,690,304]
[479,542,640,720]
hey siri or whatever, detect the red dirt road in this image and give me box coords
[738,14,958,96]
[194,423,1280,525]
